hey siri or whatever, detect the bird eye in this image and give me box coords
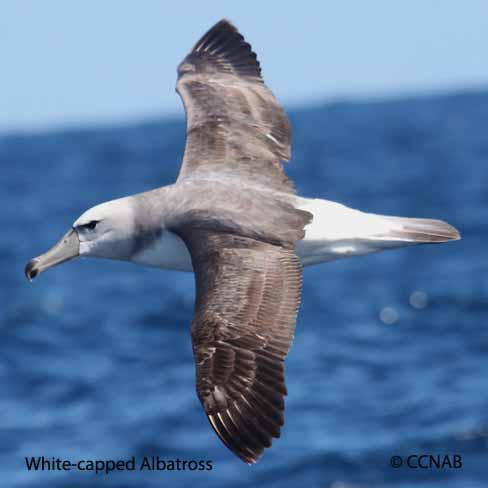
[82,220,99,230]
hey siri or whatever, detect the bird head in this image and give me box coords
[25,197,136,281]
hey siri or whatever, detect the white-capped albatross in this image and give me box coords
[25,19,460,464]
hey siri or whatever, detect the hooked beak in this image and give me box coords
[25,228,80,281]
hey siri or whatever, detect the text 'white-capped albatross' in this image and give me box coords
[25,19,460,464]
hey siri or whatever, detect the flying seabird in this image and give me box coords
[25,19,460,464]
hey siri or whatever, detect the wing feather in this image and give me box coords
[176,19,294,194]
[180,230,302,463]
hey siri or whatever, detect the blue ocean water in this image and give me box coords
[0,91,487,488]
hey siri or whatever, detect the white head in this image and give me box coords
[73,198,136,259]
[25,197,137,280]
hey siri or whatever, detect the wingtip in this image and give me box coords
[237,446,263,465]
[244,456,260,465]
[201,18,240,41]
[214,18,236,29]
[181,17,262,81]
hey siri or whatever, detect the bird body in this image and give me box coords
[25,19,460,464]
[72,185,458,271]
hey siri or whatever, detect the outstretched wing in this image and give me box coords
[182,231,303,463]
[176,19,295,194]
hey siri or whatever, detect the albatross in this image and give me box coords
[25,19,460,464]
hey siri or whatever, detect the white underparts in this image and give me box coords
[129,197,451,272]
[131,230,193,271]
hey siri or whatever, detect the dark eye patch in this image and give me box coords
[82,220,99,230]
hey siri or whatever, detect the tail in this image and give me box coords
[295,198,460,266]
[377,216,461,244]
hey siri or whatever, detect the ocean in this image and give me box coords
[0,90,487,487]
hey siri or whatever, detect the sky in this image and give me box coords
[1,1,488,132]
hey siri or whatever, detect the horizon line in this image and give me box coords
[2,83,487,138]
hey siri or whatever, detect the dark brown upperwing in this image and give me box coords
[181,231,303,463]
[176,19,295,194]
